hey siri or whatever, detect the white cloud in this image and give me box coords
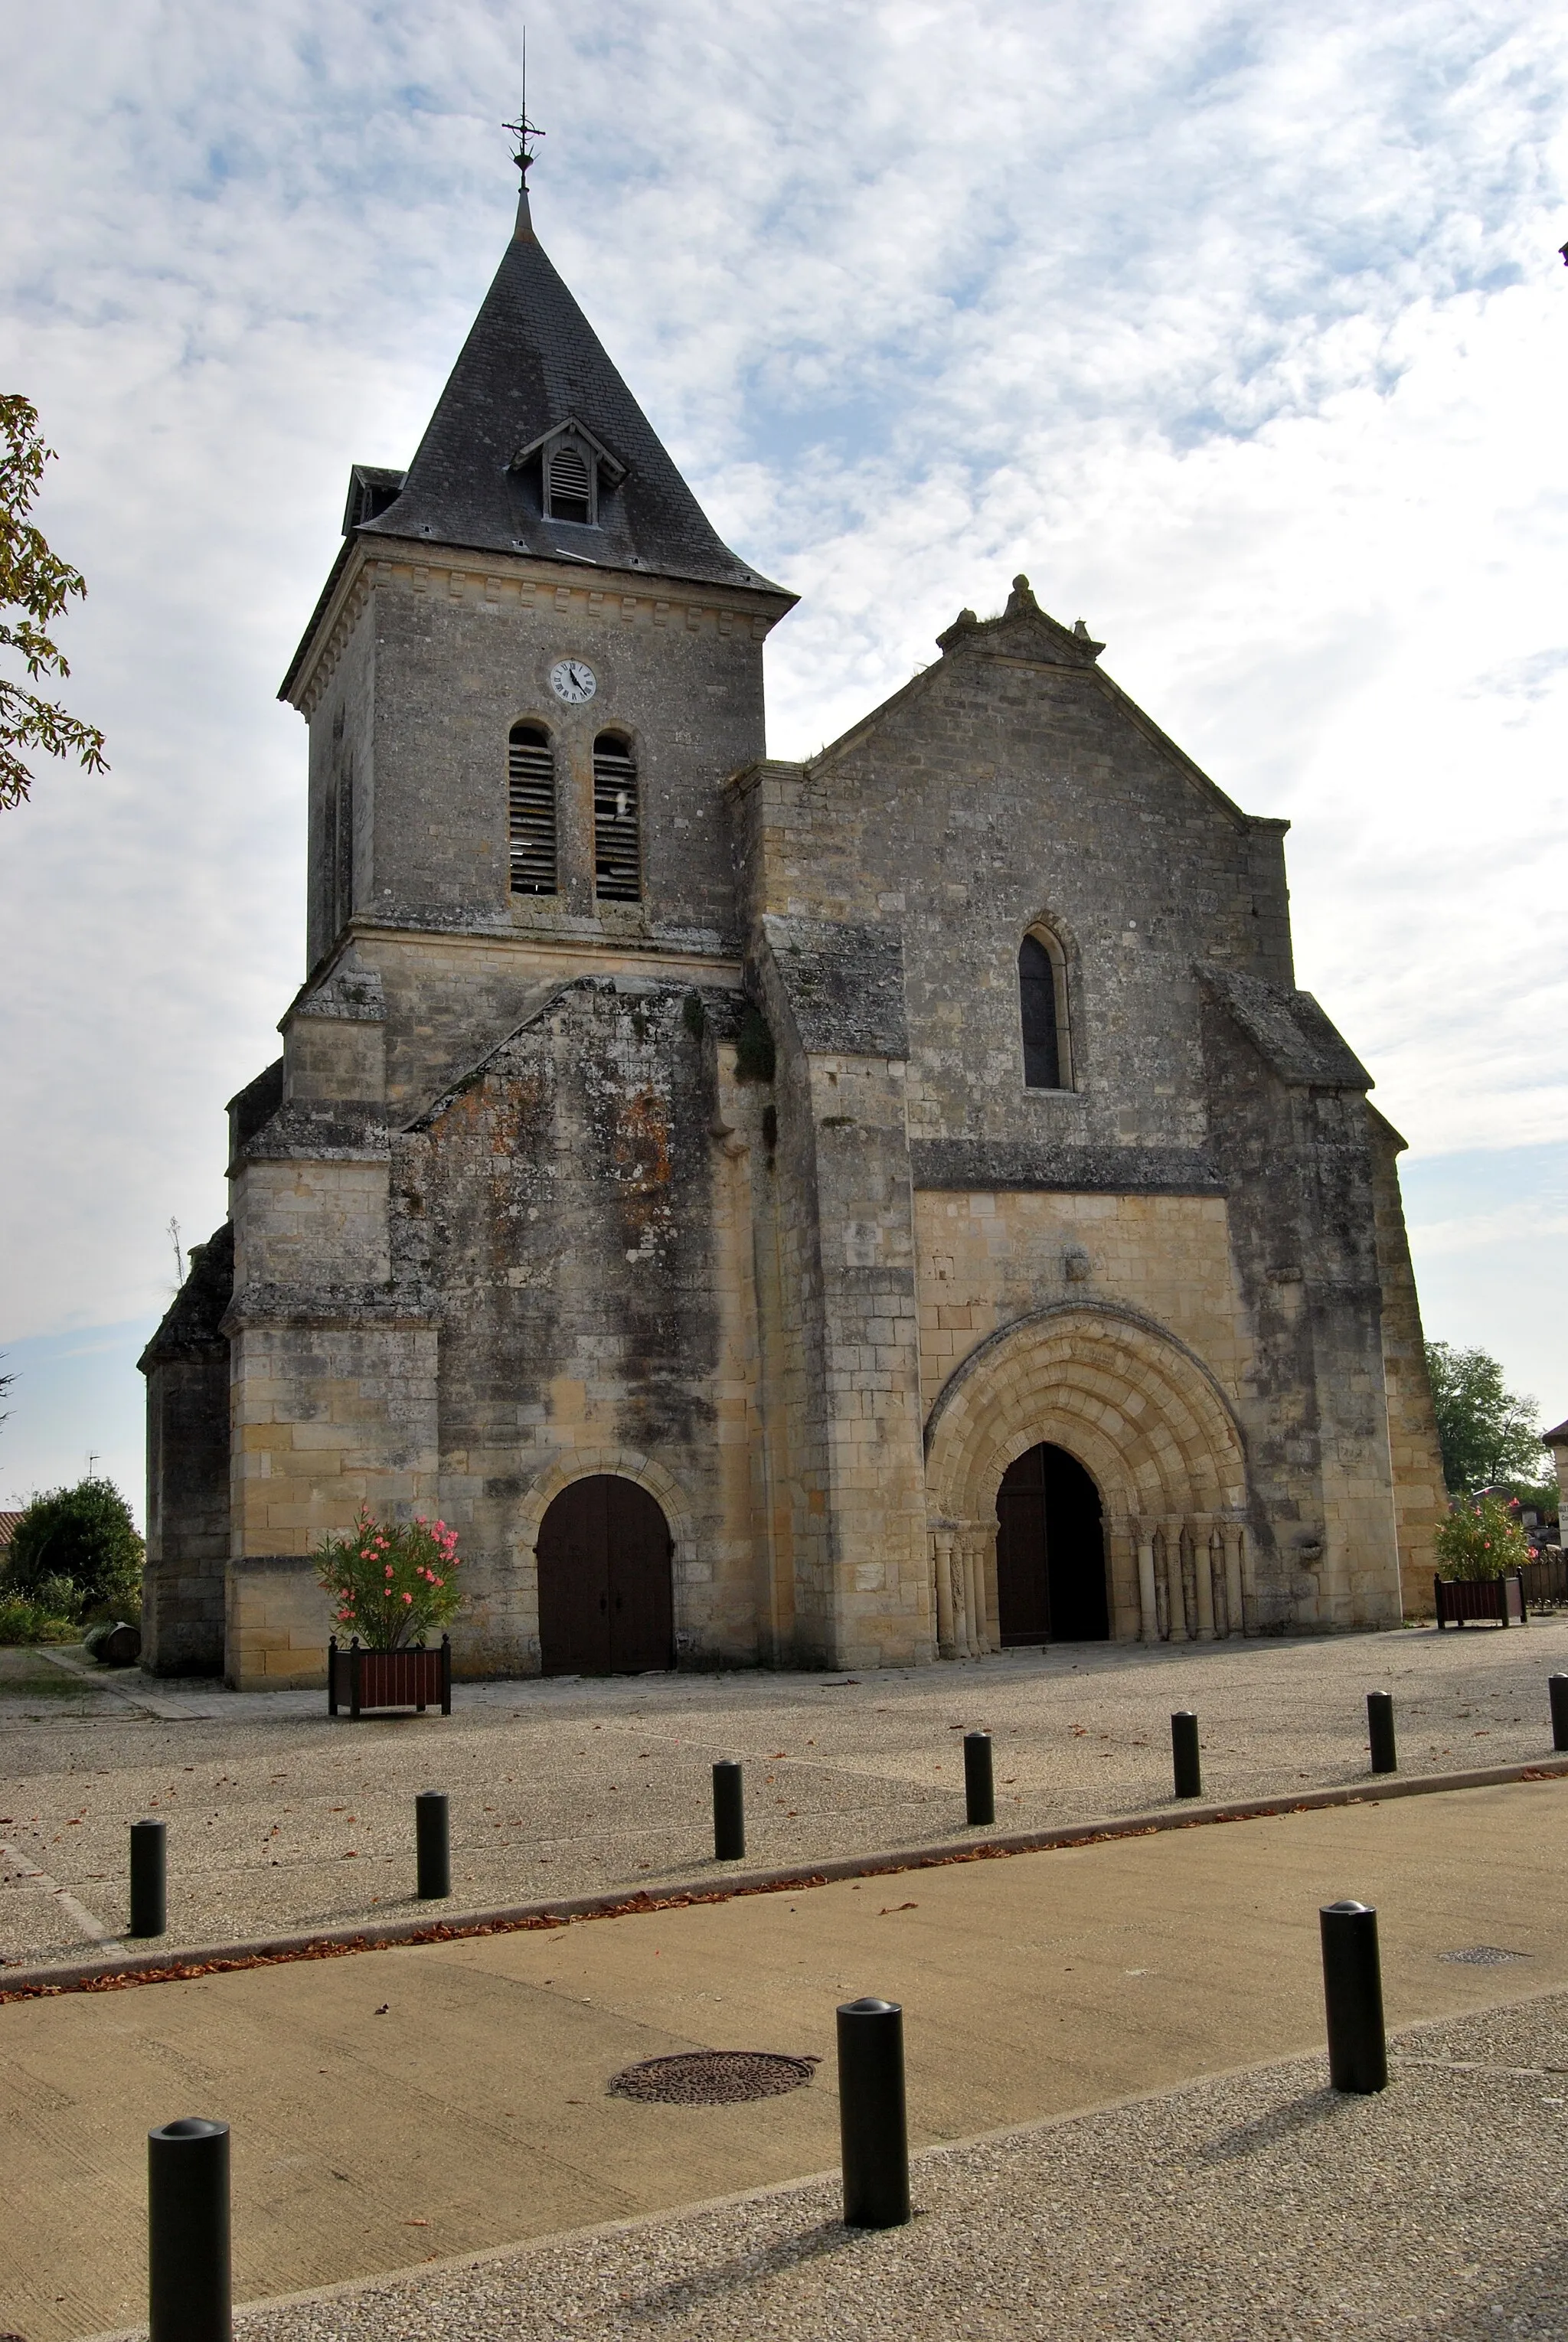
[2,0,1566,1423]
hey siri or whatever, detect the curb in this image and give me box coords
[5,1752,1566,2004]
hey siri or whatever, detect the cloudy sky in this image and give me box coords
[3,0,1566,1516]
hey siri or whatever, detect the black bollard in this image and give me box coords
[713,1759,745,1860]
[1367,1690,1397,1775]
[1171,1711,1201,1800]
[1319,1899,1387,2094]
[149,2116,231,2342]
[962,1730,995,1826]
[130,1818,168,1938]
[837,1997,910,2228]
[415,1791,450,1900]
[1550,1675,1568,1755]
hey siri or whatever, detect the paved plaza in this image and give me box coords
[2,1778,1566,2340]
[4,1619,1568,1965]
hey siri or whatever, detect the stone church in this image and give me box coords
[140,155,1448,1685]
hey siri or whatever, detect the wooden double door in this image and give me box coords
[995,1442,1109,1645]
[536,1475,675,1675]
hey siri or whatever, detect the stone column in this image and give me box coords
[1208,1527,1229,1637]
[1163,1517,1189,1641]
[1226,1524,1252,1636]
[1135,1521,1160,1644]
[1192,1514,1216,1641]
[961,1530,987,1655]
[933,1532,957,1661]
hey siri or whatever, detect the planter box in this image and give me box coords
[1433,1573,1524,1630]
[328,1636,452,1716]
[1517,1552,1568,1612]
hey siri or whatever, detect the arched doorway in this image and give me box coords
[995,1443,1108,1645]
[536,1475,674,1675]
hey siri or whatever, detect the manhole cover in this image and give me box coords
[1438,1946,1529,1966]
[609,2050,819,2105]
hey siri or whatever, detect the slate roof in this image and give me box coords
[358,191,785,596]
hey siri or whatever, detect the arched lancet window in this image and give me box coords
[1019,930,1071,1090]
[593,732,641,901]
[508,721,557,896]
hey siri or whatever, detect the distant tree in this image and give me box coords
[3,1478,143,1618]
[1424,1341,1543,1496]
[1,394,107,810]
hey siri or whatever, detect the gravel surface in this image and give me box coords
[7,1621,1568,1968]
[225,1990,1568,2342]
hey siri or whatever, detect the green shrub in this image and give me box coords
[3,1478,144,1619]
[315,1507,464,1651]
[0,1592,79,1645]
[1433,1491,1538,1581]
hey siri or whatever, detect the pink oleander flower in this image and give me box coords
[403,1592,413,1604]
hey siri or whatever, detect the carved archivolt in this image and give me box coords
[925,1301,1248,1529]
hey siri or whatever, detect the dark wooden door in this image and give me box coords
[996,1446,1052,1645]
[537,1475,673,1675]
[995,1443,1108,1645]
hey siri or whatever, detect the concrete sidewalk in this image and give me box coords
[4,1776,1567,2341]
[5,1618,1568,1966]
[232,1990,1568,2342]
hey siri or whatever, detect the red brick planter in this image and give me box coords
[1433,1573,1524,1629]
[328,1636,452,1716]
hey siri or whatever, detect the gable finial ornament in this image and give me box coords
[1004,573,1040,618]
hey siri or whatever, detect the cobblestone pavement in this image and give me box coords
[227,1990,1568,2342]
[4,1618,1567,1965]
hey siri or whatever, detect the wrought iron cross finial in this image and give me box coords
[503,27,544,185]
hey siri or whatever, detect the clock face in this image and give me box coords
[549,658,597,706]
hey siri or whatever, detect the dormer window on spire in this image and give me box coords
[510,419,627,530]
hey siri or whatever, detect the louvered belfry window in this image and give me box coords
[593,733,641,901]
[508,722,557,895]
[545,437,593,524]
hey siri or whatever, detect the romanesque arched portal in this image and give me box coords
[924,1303,1252,1651]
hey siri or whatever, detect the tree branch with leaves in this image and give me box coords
[1,394,106,809]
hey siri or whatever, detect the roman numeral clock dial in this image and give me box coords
[550,658,597,705]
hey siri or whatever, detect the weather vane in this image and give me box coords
[502,27,544,185]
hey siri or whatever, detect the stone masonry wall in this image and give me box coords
[391,976,762,1673]
[1367,1109,1449,1617]
[139,1224,234,1676]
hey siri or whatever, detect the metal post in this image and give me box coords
[1320,1899,1387,2093]
[712,1759,745,1860]
[440,1632,452,1716]
[130,1818,168,1938]
[1552,1674,1568,1755]
[1367,1690,1397,1775]
[415,1791,450,1899]
[327,1635,339,1716]
[1171,1710,1201,1799]
[837,1997,910,2228]
[149,2116,231,2342]
[962,1730,995,1825]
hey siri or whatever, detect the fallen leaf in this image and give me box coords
[880,1902,918,1916]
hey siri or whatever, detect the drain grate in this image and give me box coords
[609,2050,819,2105]
[1438,1945,1530,1966]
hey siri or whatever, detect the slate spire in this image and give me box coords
[359,149,780,594]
